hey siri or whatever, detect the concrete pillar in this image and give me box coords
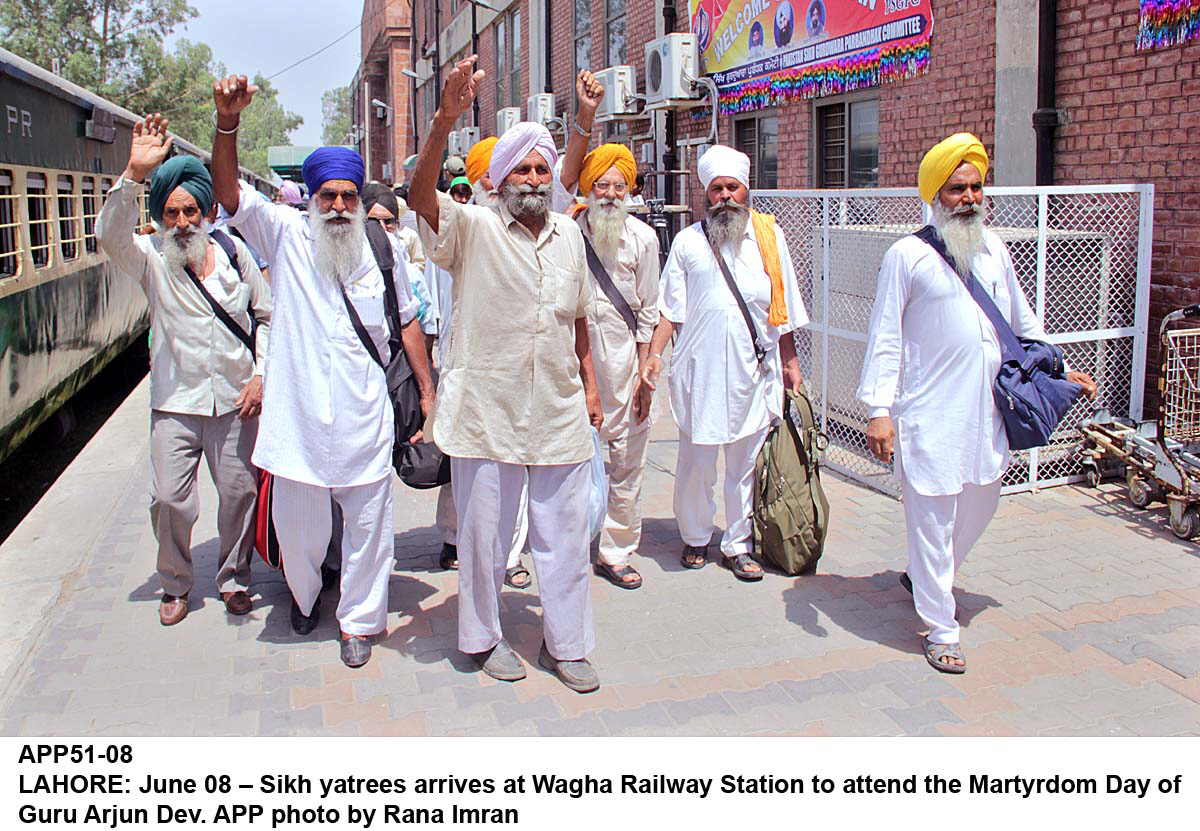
[993,0,1039,185]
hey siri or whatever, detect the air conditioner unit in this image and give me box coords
[447,127,481,157]
[644,33,700,107]
[593,66,638,121]
[526,93,555,126]
[496,107,521,135]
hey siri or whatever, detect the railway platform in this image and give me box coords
[1,379,1198,737]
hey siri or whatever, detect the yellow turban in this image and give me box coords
[917,133,989,204]
[579,143,637,197]
[465,136,498,185]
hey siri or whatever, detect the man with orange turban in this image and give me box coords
[640,145,808,583]
[556,71,661,590]
[465,135,498,206]
[857,133,1095,674]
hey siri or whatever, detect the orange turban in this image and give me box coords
[465,136,498,185]
[918,133,989,204]
[579,143,637,196]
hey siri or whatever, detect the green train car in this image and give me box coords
[0,47,273,463]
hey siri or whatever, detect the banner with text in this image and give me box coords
[689,0,934,113]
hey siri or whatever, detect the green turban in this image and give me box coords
[148,156,213,223]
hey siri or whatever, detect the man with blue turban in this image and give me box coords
[211,75,435,669]
[409,56,604,693]
[857,133,1095,674]
[96,113,272,627]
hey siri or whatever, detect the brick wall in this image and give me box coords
[1055,0,1200,406]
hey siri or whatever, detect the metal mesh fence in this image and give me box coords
[755,185,1153,497]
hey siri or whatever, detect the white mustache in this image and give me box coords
[513,183,552,195]
[951,203,981,216]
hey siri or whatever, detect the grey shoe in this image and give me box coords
[473,639,526,681]
[340,635,371,668]
[538,643,599,693]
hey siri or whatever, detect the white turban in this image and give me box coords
[697,144,750,190]
[489,122,559,187]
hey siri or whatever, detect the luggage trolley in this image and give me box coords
[1078,304,1200,540]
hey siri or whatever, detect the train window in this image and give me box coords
[81,177,97,253]
[0,170,20,278]
[137,189,150,230]
[26,172,52,268]
[58,174,80,261]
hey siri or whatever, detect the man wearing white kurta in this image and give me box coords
[410,57,604,693]
[857,133,1095,673]
[212,75,433,668]
[643,146,808,581]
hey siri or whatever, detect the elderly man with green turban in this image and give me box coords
[856,133,1095,674]
[96,113,272,627]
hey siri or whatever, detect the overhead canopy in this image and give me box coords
[267,145,354,183]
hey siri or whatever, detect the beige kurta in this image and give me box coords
[426,191,595,465]
[576,210,661,440]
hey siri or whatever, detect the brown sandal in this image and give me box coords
[595,562,642,590]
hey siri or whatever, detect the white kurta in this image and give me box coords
[226,182,418,487]
[659,219,808,444]
[856,226,1051,496]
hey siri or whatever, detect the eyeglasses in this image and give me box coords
[317,187,359,205]
[592,180,628,195]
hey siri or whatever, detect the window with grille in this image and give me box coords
[510,8,520,110]
[733,114,778,190]
[26,172,52,268]
[495,16,507,110]
[0,170,20,277]
[494,9,521,113]
[606,0,626,67]
[58,174,80,261]
[574,0,592,108]
[82,177,97,253]
[815,97,878,188]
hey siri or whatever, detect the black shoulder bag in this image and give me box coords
[700,218,766,372]
[183,229,257,358]
[582,235,638,336]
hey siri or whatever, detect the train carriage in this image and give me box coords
[0,47,274,462]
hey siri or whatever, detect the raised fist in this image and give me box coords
[576,70,604,115]
[213,74,259,120]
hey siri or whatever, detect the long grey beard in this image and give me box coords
[705,197,750,249]
[309,200,366,284]
[499,182,552,223]
[473,181,499,207]
[586,194,629,261]
[932,199,987,277]
[158,224,210,274]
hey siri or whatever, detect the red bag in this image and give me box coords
[255,469,281,569]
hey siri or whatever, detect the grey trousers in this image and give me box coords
[149,409,258,598]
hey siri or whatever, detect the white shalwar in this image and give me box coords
[857,224,1052,643]
[659,219,807,556]
[226,182,419,634]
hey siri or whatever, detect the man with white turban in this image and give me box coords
[556,70,661,590]
[857,133,1095,674]
[642,145,808,581]
[409,56,604,693]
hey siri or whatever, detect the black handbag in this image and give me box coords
[914,225,1084,450]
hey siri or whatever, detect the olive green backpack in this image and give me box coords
[752,384,830,575]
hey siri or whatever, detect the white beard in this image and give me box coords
[705,197,750,250]
[585,194,629,261]
[932,199,988,277]
[473,181,499,207]
[499,182,552,223]
[158,222,211,274]
[308,199,366,284]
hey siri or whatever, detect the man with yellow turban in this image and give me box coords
[555,72,662,590]
[641,145,808,582]
[857,133,1095,674]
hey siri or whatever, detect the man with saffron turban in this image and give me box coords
[409,56,604,693]
[857,133,1095,674]
[211,76,434,669]
[556,73,662,590]
[96,114,272,627]
[641,145,808,581]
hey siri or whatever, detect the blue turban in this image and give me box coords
[148,156,213,223]
[301,147,365,197]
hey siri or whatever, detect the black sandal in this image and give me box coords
[504,564,531,590]
[439,543,458,571]
[681,545,708,569]
[722,553,764,582]
[595,562,642,590]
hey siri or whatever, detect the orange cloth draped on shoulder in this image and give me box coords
[749,211,787,326]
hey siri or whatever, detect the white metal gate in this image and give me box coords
[754,185,1154,496]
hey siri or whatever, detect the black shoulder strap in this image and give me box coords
[184,263,255,358]
[582,233,638,336]
[209,228,240,274]
[701,218,766,368]
[365,218,403,357]
[913,225,1024,363]
[338,284,386,370]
